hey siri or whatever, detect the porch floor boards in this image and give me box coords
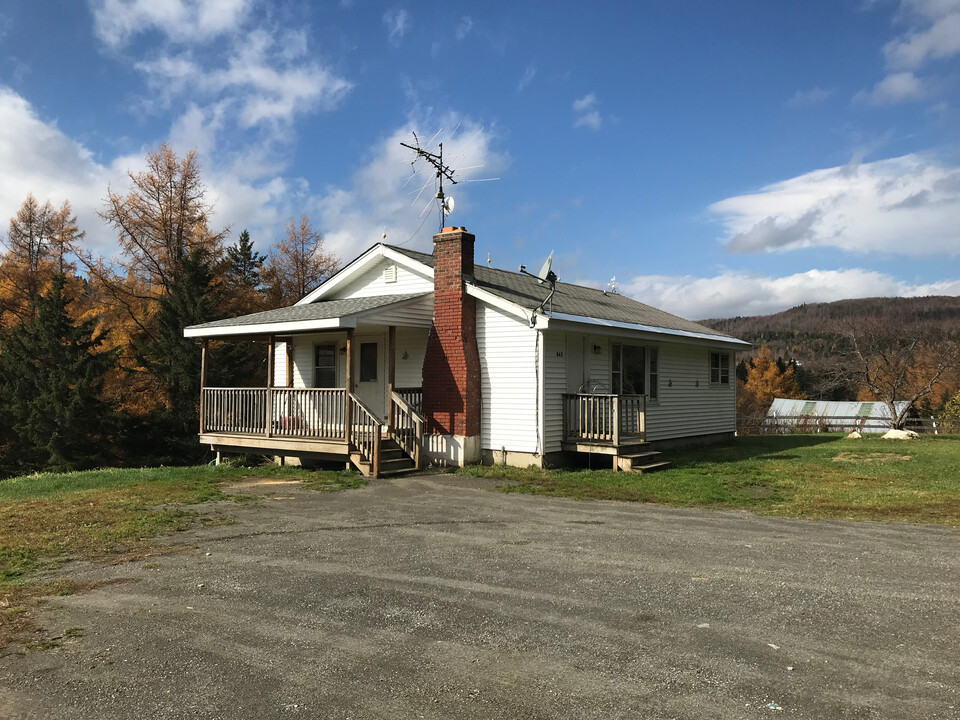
[199,433,351,456]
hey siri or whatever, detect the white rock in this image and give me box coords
[846,431,862,439]
[881,429,919,440]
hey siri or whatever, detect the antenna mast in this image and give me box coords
[400,138,458,231]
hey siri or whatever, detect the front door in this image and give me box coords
[353,334,386,420]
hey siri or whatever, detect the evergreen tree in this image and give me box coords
[133,248,218,457]
[213,229,270,389]
[0,275,115,474]
[226,229,265,297]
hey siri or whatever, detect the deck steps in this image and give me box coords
[616,446,671,473]
[350,438,418,477]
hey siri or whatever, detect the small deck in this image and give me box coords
[561,393,646,449]
[561,393,669,472]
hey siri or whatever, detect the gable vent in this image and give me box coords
[383,264,397,283]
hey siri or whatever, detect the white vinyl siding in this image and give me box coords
[395,327,428,388]
[332,258,433,299]
[363,295,434,329]
[272,341,287,387]
[541,331,566,454]
[477,303,539,454]
[644,343,736,441]
[275,328,428,392]
[586,335,611,393]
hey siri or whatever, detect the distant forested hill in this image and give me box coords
[699,296,960,366]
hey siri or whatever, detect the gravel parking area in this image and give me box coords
[1,474,958,719]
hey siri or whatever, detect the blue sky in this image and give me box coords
[1,0,959,318]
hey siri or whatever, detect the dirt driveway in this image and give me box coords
[1,474,958,719]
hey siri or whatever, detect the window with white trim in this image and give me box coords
[710,351,730,385]
[611,343,658,399]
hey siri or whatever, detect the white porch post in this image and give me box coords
[265,335,274,438]
[387,325,396,428]
[199,338,208,434]
[344,328,354,443]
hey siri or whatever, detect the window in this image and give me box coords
[710,351,730,384]
[611,343,657,398]
[313,344,337,388]
[359,342,378,382]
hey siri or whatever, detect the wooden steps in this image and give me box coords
[378,439,418,476]
[350,438,418,477]
[615,443,671,474]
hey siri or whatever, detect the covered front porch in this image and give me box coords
[187,294,433,477]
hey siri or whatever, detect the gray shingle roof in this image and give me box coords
[387,245,733,338]
[185,293,427,331]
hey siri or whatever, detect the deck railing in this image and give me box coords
[202,388,268,435]
[394,387,423,413]
[349,394,382,476]
[202,387,346,439]
[562,393,646,444]
[272,388,345,439]
[390,390,425,469]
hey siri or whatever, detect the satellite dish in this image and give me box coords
[537,250,554,284]
[442,195,455,215]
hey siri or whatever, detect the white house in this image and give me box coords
[184,227,749,476]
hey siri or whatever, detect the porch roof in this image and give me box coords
[183,293,429,338]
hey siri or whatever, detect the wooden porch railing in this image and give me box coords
[394,387,423,413]
[202,386,429,477]
[202,388,267,435]
[390,390,425,469]
[349,393,382,476]
[271,388,345,438]
[202,387,346,439]
[562,393,646,444]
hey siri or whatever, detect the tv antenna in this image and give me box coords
[401,128,500,233]
[401,133,458,231]
[519,250,558,317]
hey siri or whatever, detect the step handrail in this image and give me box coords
[390,390,426,469]
[348,393,383,476]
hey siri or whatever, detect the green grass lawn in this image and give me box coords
[457,434,960,525]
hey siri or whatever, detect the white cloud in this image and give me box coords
[90,0,252,49]
[711,153,960,256]
[135,29,352,129]
[855,1,960,105]
[455,15,473,41]
[383,8,410,46]
[885,0,960,70]
[311,114,510,261]
[517,63,536,92]
[0,86,124,258]
[616,268,960,320]
[854,71,926,104]
[0,85,305,263]
[572,93,602,130]
[785,86,834,107]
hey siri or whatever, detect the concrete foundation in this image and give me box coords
[425,434,481,466]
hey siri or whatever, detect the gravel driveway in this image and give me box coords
[1,474,958,719]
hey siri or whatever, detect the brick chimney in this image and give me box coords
[421,226,482,465]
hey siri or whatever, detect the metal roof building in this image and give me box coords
[766,398,913,433]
